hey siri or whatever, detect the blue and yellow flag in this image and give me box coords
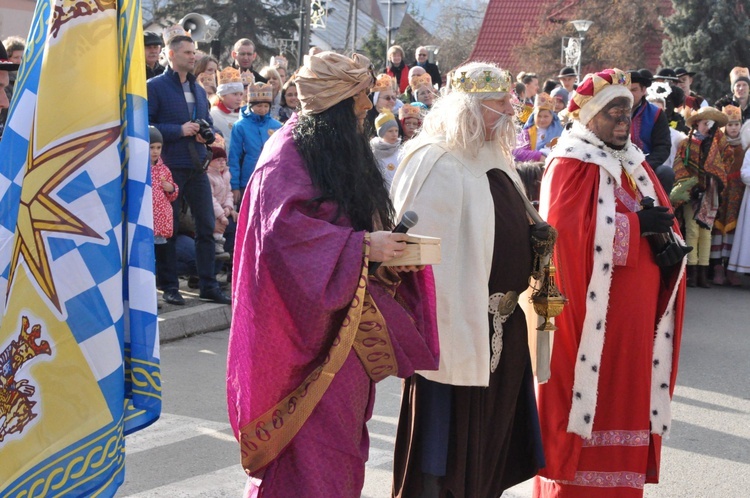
[0,0,161,495]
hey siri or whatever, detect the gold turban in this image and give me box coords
[296,51,375,114]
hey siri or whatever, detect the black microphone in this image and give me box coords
[369,211,419,273]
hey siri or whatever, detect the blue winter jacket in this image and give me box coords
[147,66,213,170]
[228,107,282,190]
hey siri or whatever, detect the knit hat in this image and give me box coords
[568,68,633,125]
[247,82,273,104]
[149,126,163,144]
[723,105,742,123]
[210,145,227,160]
[730,67,750,88]
[217,67,243,96]
[550,86,569,107]
[375,111,398,137]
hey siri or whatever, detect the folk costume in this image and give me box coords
[227,52,439,498]
[672,107,731,286]
[727,125,750,274]
[391,64,544,498]
[710,107,747,284]
[535,69,686,498]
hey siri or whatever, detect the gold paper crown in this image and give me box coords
[535,92,555,111]
[730,66,750,85]
[399,104,422,120]
[218,67,242,86]
[197,73,216,88]
[373,74,395,93]
[162,25,189,45]
[248,82,274,103]
[723,105,742,123]
[409,73,432,90]
[452,69,512,93]
[240,70,255,86]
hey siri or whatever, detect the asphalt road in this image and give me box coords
[118,285,750,497]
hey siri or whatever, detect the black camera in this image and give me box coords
[193,119,215,144]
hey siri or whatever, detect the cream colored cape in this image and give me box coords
[391,139,524,386]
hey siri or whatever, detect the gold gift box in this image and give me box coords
[382,234,441,267]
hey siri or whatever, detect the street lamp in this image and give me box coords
[569,20,592,83]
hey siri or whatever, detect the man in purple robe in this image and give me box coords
[226,51,440,497]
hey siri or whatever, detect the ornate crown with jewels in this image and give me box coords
[451,69,512,94]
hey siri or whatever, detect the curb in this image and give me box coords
[157,302,232,342]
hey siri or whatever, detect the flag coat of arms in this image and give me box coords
[0,0,161,495]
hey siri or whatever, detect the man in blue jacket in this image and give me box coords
[148,32,230,305]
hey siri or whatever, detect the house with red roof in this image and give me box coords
[468,0,673,75]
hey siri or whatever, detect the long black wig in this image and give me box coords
[293,97,394,232]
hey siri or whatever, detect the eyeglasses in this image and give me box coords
[380,95,396,101]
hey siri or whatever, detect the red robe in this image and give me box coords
[535,125,686,498]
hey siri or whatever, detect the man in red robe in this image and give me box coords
[535,68,688,498]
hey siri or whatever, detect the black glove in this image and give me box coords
[637,206,674,235]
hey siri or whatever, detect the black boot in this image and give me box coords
[686,265,697,287]
[697,265,711,288]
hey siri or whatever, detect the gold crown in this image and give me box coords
[197,73,216,88]
[730,66,750,84]
[162,25,189,45]
[409,73,432,90]
[723,105,742,122]
[218,67,242,86]
[399,104,422,120]
[373,74,395,93]
[248,82,274,103]
[535,92,555,111]
[452,69,512,94]
[240,70,255,86]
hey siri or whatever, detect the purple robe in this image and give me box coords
[227,114,439,497]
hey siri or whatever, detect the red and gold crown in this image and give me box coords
[568,68,632,124]
[451,69,512,94]
[373,74,395,93]
[399,103,422,120]
[248,82,274,103]
[409,73,432,90]
[535,92,555,111]
[723,105,742,123]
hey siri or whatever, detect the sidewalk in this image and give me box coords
[156,273,232,342]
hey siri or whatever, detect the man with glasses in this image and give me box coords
[413,46,442,89]
[231,38,267,84]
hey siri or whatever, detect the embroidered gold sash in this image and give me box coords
[239,242,397,475]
